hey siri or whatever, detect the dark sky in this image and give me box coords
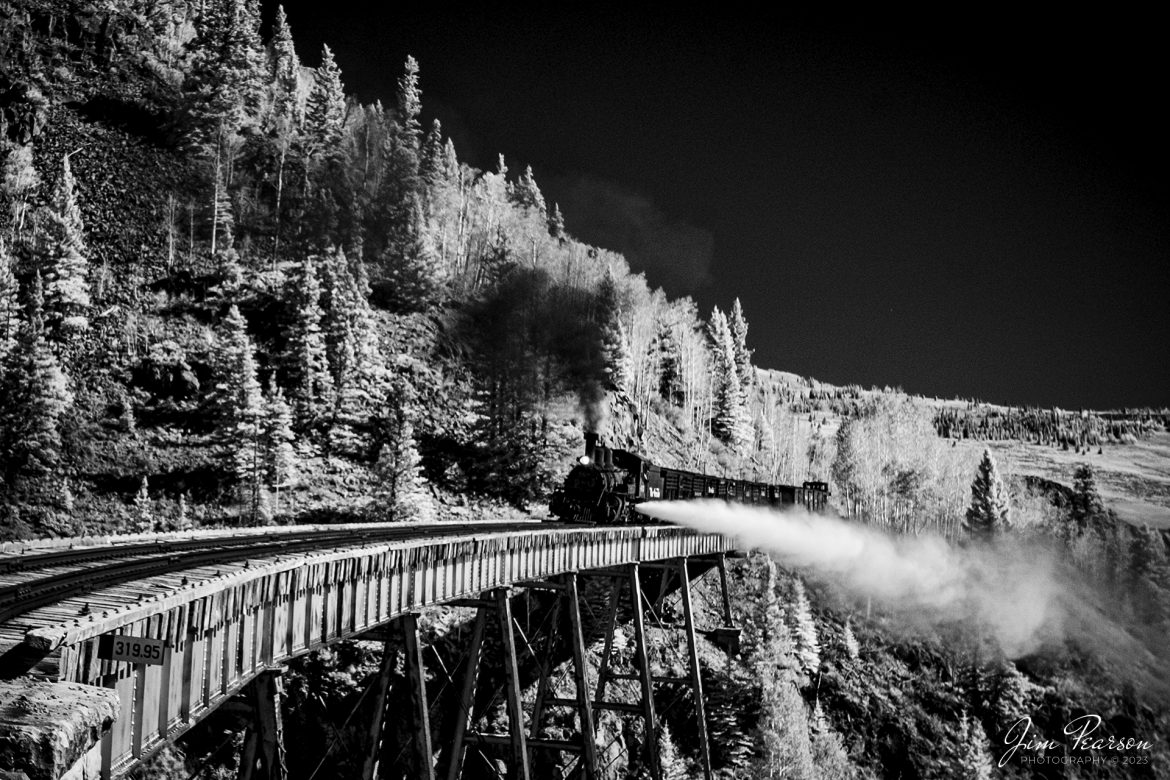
[268,4,1168,410]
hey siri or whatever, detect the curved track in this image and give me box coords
[0,522,549,625]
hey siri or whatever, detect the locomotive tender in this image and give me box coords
[549,432,830,523]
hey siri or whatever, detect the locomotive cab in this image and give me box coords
[549,433,647,523]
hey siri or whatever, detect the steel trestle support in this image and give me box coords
[438,555,734,780]
[583,557,724,780]
[362,613,435,780]
[237,670,287,780]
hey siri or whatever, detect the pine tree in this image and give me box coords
[610,319,634,395]
[1127,524,1168,622]
[728,297,754,391]
[373,58,422,216]
[184,0,266,149]
[0,239,18,363]
[955,711,995,780]
[372,409,434,522]
[269,6,301,124]
[547,202,565,241]
[809,708,854,780]
[284,254,333,427]
[267,5,302,261]
[263,379,297,514]
[658,724,689,780]
[788,577,821,677]
[176,492,191,532]
[133,476,153,532]
[810,701,828,737]
[842,618,860,662]
[509,165,546,214]
[758,556,792,663]
[709,306,751,449]
[208,157,241,300]
[441,138,460,189]
[754,556,815,778]
[396,55,423,153]
[320,248,353,367]
[418,118,445,209]
[217,306,268,523]
[327,257,386,451]
[385,199,444,309]
[303,44,346,160]
[58,481,74,515]
[322,250,385,454]
[598,268,633,394]
[43,154,90,342]
[370,56,431,282]
[987,659,1037,728]
[0,273,73,476]
[1070,463,1105,531]
[234,337,269,524]
[656,318,684,405]
[706,666,756,775]
[963,448,1011,540]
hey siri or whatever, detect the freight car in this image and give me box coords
[549,432,829,523]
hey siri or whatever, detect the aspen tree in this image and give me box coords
[2,143,39,240]
[0,240,18,363]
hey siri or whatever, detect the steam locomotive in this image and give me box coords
[549,432,830,524]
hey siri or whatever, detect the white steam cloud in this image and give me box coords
[637,500,1168,695]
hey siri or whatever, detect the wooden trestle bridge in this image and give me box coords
[0,520,742,780]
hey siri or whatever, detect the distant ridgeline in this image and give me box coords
[762,374,1168,450]
[932,405,1169,448]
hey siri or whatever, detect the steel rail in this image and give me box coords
[0,521,551,575]
[0,522,542,625]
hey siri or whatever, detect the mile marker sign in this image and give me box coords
[97,634,167,665]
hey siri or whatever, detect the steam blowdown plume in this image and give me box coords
[637,500,1168,696]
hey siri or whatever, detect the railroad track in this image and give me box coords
[0,522,545,626]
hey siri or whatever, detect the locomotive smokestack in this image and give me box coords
[584,432,598,462]
[604,448,614,469]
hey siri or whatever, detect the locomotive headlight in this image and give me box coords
[578,455,592,466]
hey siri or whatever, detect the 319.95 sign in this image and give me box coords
[97,634,168,666]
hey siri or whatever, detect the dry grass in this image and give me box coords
[957,432,1170,529]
